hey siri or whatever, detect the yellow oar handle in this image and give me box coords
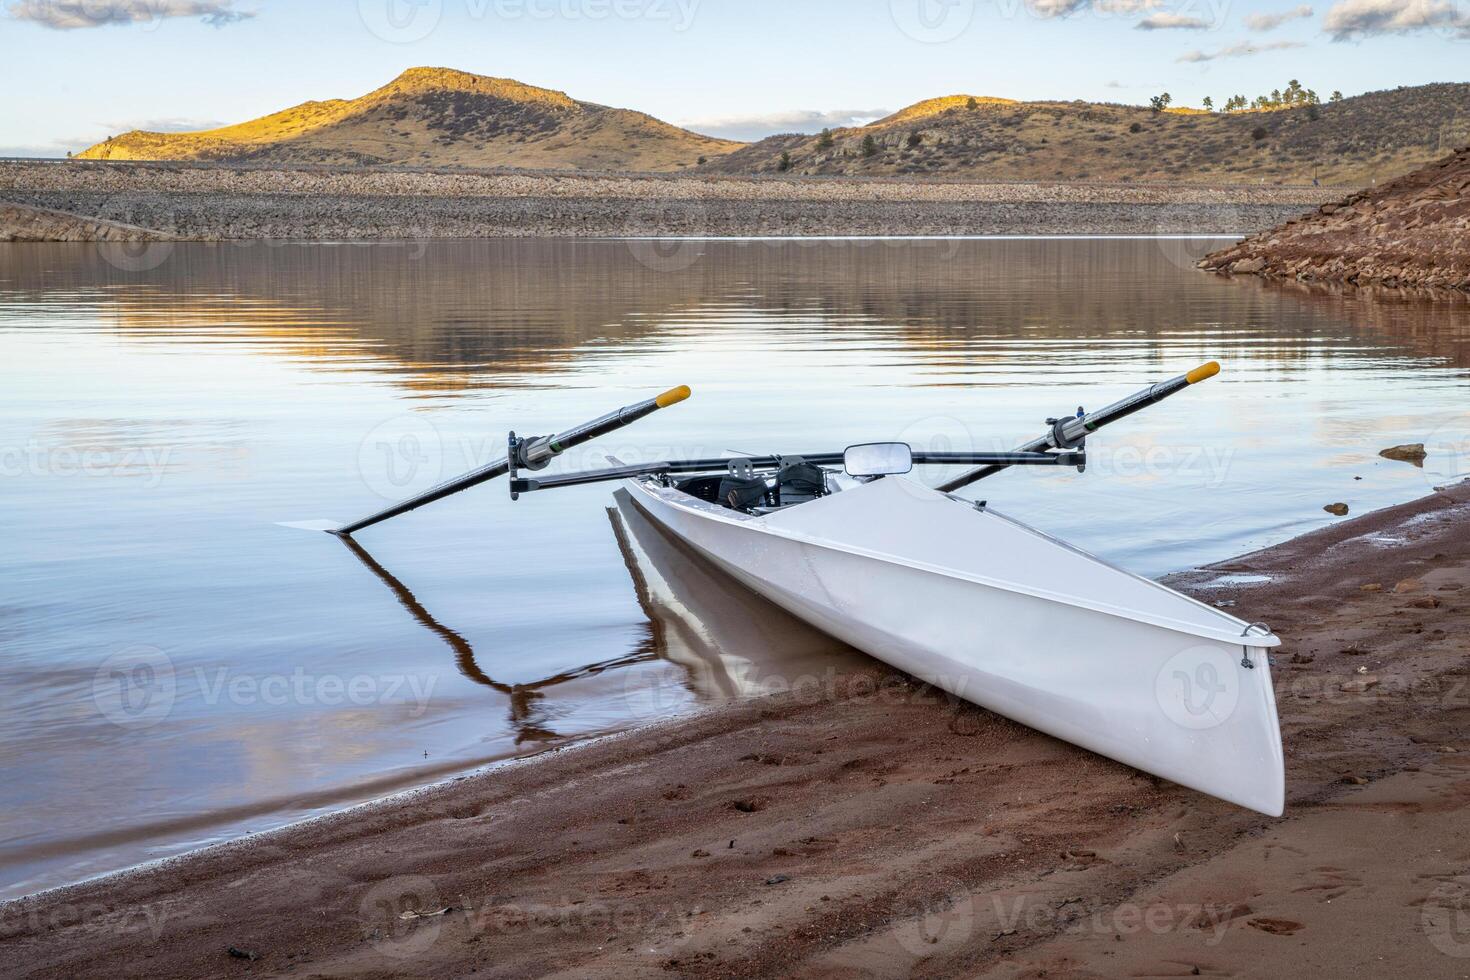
[656,385,692,408]
[1186,361,1221,385]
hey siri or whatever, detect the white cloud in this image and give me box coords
[1244,4,1314,30]
[0,143,75,157]
[106,117,227,133]
[1177,39,1307,60]
[1322,0,1469,38]
[677,109,892,143]
[1136,12,1211,28]
[7,0,253,30]
[1027,0,1163,17]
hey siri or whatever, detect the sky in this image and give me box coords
[2,0,1468,154]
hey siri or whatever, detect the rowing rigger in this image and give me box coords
[332,362,1221,536]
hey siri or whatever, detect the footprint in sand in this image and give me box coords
[1248,917,1305,935]
[1262,842,1308,860]
[1291,866,1362,903]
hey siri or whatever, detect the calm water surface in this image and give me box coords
[2,238,1468,899]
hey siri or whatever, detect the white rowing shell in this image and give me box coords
[622,474,1285,816]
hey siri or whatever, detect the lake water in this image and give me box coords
[2,237,1468,900]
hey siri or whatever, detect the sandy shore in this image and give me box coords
[3,479,1468,977]
[0,160,1333,240]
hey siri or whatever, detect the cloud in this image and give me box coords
[1027,0,1162,18]
[1177,39,1307,60]
[1245,4,1314,29]
[0,142,78,157]
[1136,12,1211,28]
[677,109,892,143]
[7,0,253,30]
[106,116,227,133]
[1322,0,1469,38]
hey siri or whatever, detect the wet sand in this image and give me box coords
[4,481,1469,978]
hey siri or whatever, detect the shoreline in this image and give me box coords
[4,479,1468,977]
[1,161,1333,242]
[1199,146,1470,292]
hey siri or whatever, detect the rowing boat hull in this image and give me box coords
[622,475,1285,815]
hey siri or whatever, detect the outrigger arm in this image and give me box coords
[333,385,693,536]
[936,361,1221,493]
[332,363,1219,536]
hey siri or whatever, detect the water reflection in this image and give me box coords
[11,239,1470,389]
[607,488,867,700]
[336,532,653,746]
[331,489,866,746]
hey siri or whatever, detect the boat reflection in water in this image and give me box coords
[607,488,871,705]
[337,533,654,745]
[335,490,868,744]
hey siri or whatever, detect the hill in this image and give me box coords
[77,67,739,172]
[1200,145,1470,290]
[700,83,1470,186]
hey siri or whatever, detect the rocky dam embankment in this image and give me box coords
[0,160,1333,240]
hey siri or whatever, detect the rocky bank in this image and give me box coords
[1200,146,1470,291]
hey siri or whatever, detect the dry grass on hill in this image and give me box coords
[79,67,738,173]
[702,83,1470,186]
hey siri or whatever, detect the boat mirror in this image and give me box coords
[844,442,914,477]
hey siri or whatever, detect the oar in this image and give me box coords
[333,385,691,536]
[936,362,1220,494]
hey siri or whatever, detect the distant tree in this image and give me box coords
[1202,96,1214,112]
[816,128,834,150]
[861,134,879,157]
[1224,95,1247,112]
[906,130,922,148]
[1330,90,1344,103]
[966,97,979,110]
[1307,104,1320,121]
[1149,92,1173,114]
[777,151,792,172]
